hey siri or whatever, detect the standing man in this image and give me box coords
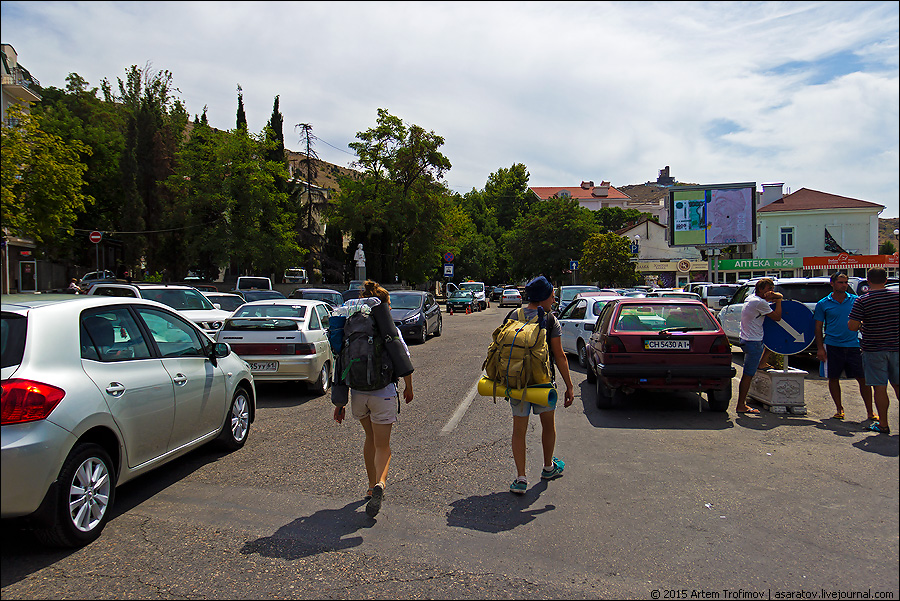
[736,278,783,414]
[848,268,899,435]
[814,272,875,421]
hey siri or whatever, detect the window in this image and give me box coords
[135,307,207,358]
[780,226,794,248]
[81,308,152,362]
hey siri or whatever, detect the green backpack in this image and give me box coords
[483,308,552,395]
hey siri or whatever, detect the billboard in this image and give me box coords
[668,182,756,247]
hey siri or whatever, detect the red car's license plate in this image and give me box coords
[644,339,690,350]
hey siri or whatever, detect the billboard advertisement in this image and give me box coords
[668,182,756,247]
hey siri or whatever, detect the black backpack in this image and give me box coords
[339,310,396,391]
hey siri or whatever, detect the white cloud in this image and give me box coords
[2,0,897,216]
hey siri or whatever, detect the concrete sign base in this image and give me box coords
[748,367,809,415]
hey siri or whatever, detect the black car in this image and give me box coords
[388,290,442,344]
[232,289,286,302]
[490,285,510,302]
[289,287,344,308]
[342,288,363,303]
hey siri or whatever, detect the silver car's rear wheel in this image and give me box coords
[36,443,116,548]
[311,361,331,395]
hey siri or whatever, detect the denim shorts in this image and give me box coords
[861,351,900,387]
[510,398,556,417]
[740,338,766,377]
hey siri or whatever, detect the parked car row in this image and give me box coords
[1,294,256,547]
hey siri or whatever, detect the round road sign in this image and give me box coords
[443,252,455,263]
[89,231,102,243]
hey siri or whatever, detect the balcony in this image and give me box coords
[2,67,41,102]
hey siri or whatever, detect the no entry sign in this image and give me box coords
[89,231,102,244]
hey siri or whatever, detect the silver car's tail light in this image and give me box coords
[1,379,66,425]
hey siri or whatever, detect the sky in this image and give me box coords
[2,1,898,217]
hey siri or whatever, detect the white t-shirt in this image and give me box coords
[740,294,773,341]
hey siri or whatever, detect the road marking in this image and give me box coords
[775,319,805,342]
[441,377,481,435]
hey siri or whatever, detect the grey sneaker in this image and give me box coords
[366,483,384,517]
[541,457,565,480]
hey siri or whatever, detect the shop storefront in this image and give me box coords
[714,258,801,283]
[803,254,898,278]
[635,260,709,288]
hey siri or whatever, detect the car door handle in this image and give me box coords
[172,373,188,386]
[105,382,126,397]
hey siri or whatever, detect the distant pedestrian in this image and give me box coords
[848,268,899,434]
[814,272,875,421]
[736,278,783,414]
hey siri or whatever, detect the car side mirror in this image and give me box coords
[718,298,729,307]
[210,342,231,367]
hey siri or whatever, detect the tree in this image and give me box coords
[879,240,896,255]
[503,197,598,284]
[329,108,452,283]
[236,84,247,130]
[593,206,651,233]
[1,103,93,243]
[293,123,329,278]
[580,232,641,287]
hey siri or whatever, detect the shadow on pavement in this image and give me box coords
[240,499,373,560]
[446,480,554,533]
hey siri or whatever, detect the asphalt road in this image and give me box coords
[2,305,898,600]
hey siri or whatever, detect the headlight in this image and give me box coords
[402,315,421,324]
[200,321,223,330]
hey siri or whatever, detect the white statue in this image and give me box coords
[354,244,366,267]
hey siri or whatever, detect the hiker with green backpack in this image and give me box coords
[331,280,414,517]
[485,275,574,495]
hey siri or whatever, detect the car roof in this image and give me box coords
[1,295,177,313]
[297,288,341,293]
[575,291,621,298]
[239,298,325,306]
[92,282,197,290]
[204,292,242,298]
[612,297,706,305]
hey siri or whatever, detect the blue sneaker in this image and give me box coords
[509,479,527,494]
[541,457,565,480]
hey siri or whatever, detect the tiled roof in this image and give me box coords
[759,188,884,212]
[530,184,630,201]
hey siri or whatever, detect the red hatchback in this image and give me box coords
[586,298,735,411]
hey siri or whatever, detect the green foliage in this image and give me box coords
[594,206,651,233]
[879,240,896,255]
[329,108,452,284]
[504,197,598,284]
[580,232,641,287]
[1,103,93,244]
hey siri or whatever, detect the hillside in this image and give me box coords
[285,150,362,195]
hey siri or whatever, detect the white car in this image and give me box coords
[458,281,489,310]
[1,294,255,547]
[215,299,334,394]
[557,293,621,367]
[499,288,522,308]
[717,277,833,349]
[88,283,232,338]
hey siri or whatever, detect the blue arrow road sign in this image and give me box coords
[763,299,815,356]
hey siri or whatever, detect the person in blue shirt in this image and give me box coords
[814,272,875,422]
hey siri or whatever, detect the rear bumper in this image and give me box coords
[599,364,736,388]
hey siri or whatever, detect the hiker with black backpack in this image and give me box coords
[494,275,574,494]
[331,280,414,517]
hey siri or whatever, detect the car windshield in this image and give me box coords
[222,318,300,331]
[232,304,308,319]
[143,288,215,311]
[450,291,473,300]
[390,293,424,310]
[614,304,718,332]
[242,290,285,302]
[208,295,245,311]
[303,291,342,305]
[459,283,483,293]
[708,286,737,296]
[561,286,599,302]
[774,283,833,304]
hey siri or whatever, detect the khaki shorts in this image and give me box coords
[350,388,399,424]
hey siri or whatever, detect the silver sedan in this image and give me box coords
[1,295,256,547]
